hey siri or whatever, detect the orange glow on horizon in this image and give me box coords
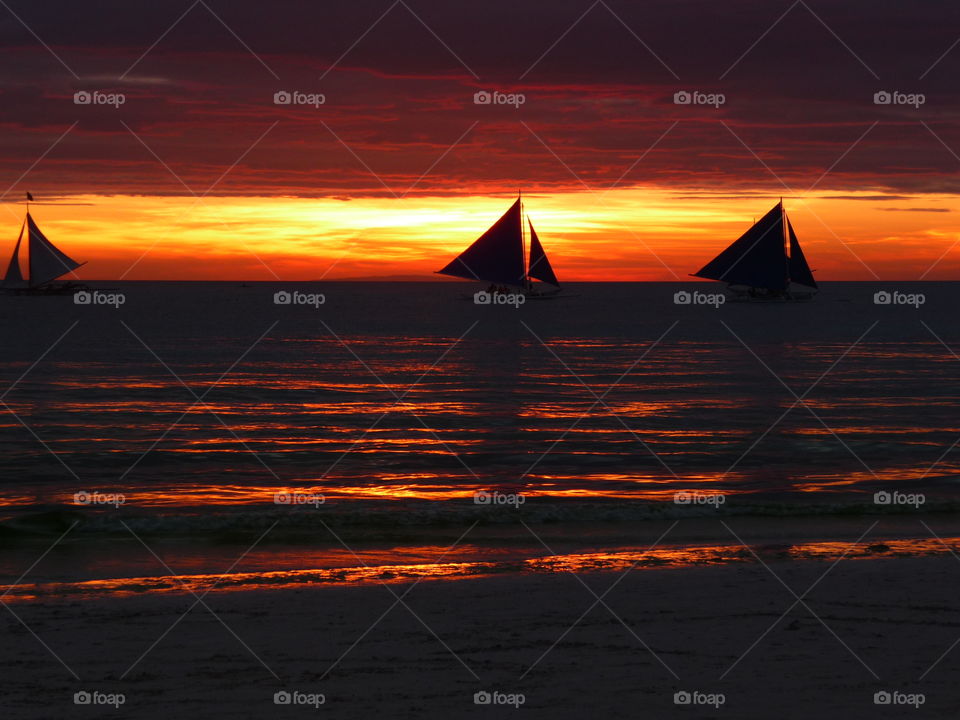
[4,188,960,281]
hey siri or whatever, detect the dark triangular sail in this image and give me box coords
[787,218,817,289]
[27,213,82,287]
[527,219,559,287]
[693,203,788,291]
[2,219,27,288]
[437,199,525,287]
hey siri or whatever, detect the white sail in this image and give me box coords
[2,220,27,288]
[27,213,82,287]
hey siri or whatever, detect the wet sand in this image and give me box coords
[3,550,959,719]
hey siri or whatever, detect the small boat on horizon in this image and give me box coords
[692,200,818,302]
[436,192,563,299]
[2,194,87,296]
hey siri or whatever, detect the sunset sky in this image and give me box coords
[3,0,960,280]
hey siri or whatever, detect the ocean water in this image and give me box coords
[0,281,958,595]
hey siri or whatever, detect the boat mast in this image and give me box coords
[781,197,789,287]
[25,192,30,285]
[519,188,528,289]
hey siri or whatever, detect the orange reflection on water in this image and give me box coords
[793,426,958,435]
[0,561,493,602]
[2,535,955,603]
[0,470,794,507]
[794,466,941,492]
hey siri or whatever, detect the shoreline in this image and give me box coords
[3,552,959,718]
[2,513,959,602]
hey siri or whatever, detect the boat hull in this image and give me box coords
[459,286,570,303]
[725,285,816,303]
[2,282,89,297]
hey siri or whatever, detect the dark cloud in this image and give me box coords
[880,207,951,212]
[0,0,958,197]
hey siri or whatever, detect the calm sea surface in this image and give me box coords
[0,281,957,596]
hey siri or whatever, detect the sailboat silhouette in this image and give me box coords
[692,201,817,302]
[437,191,562,298]
[2,194,86,295]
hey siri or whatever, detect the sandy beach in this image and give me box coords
[3,541,958,719]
